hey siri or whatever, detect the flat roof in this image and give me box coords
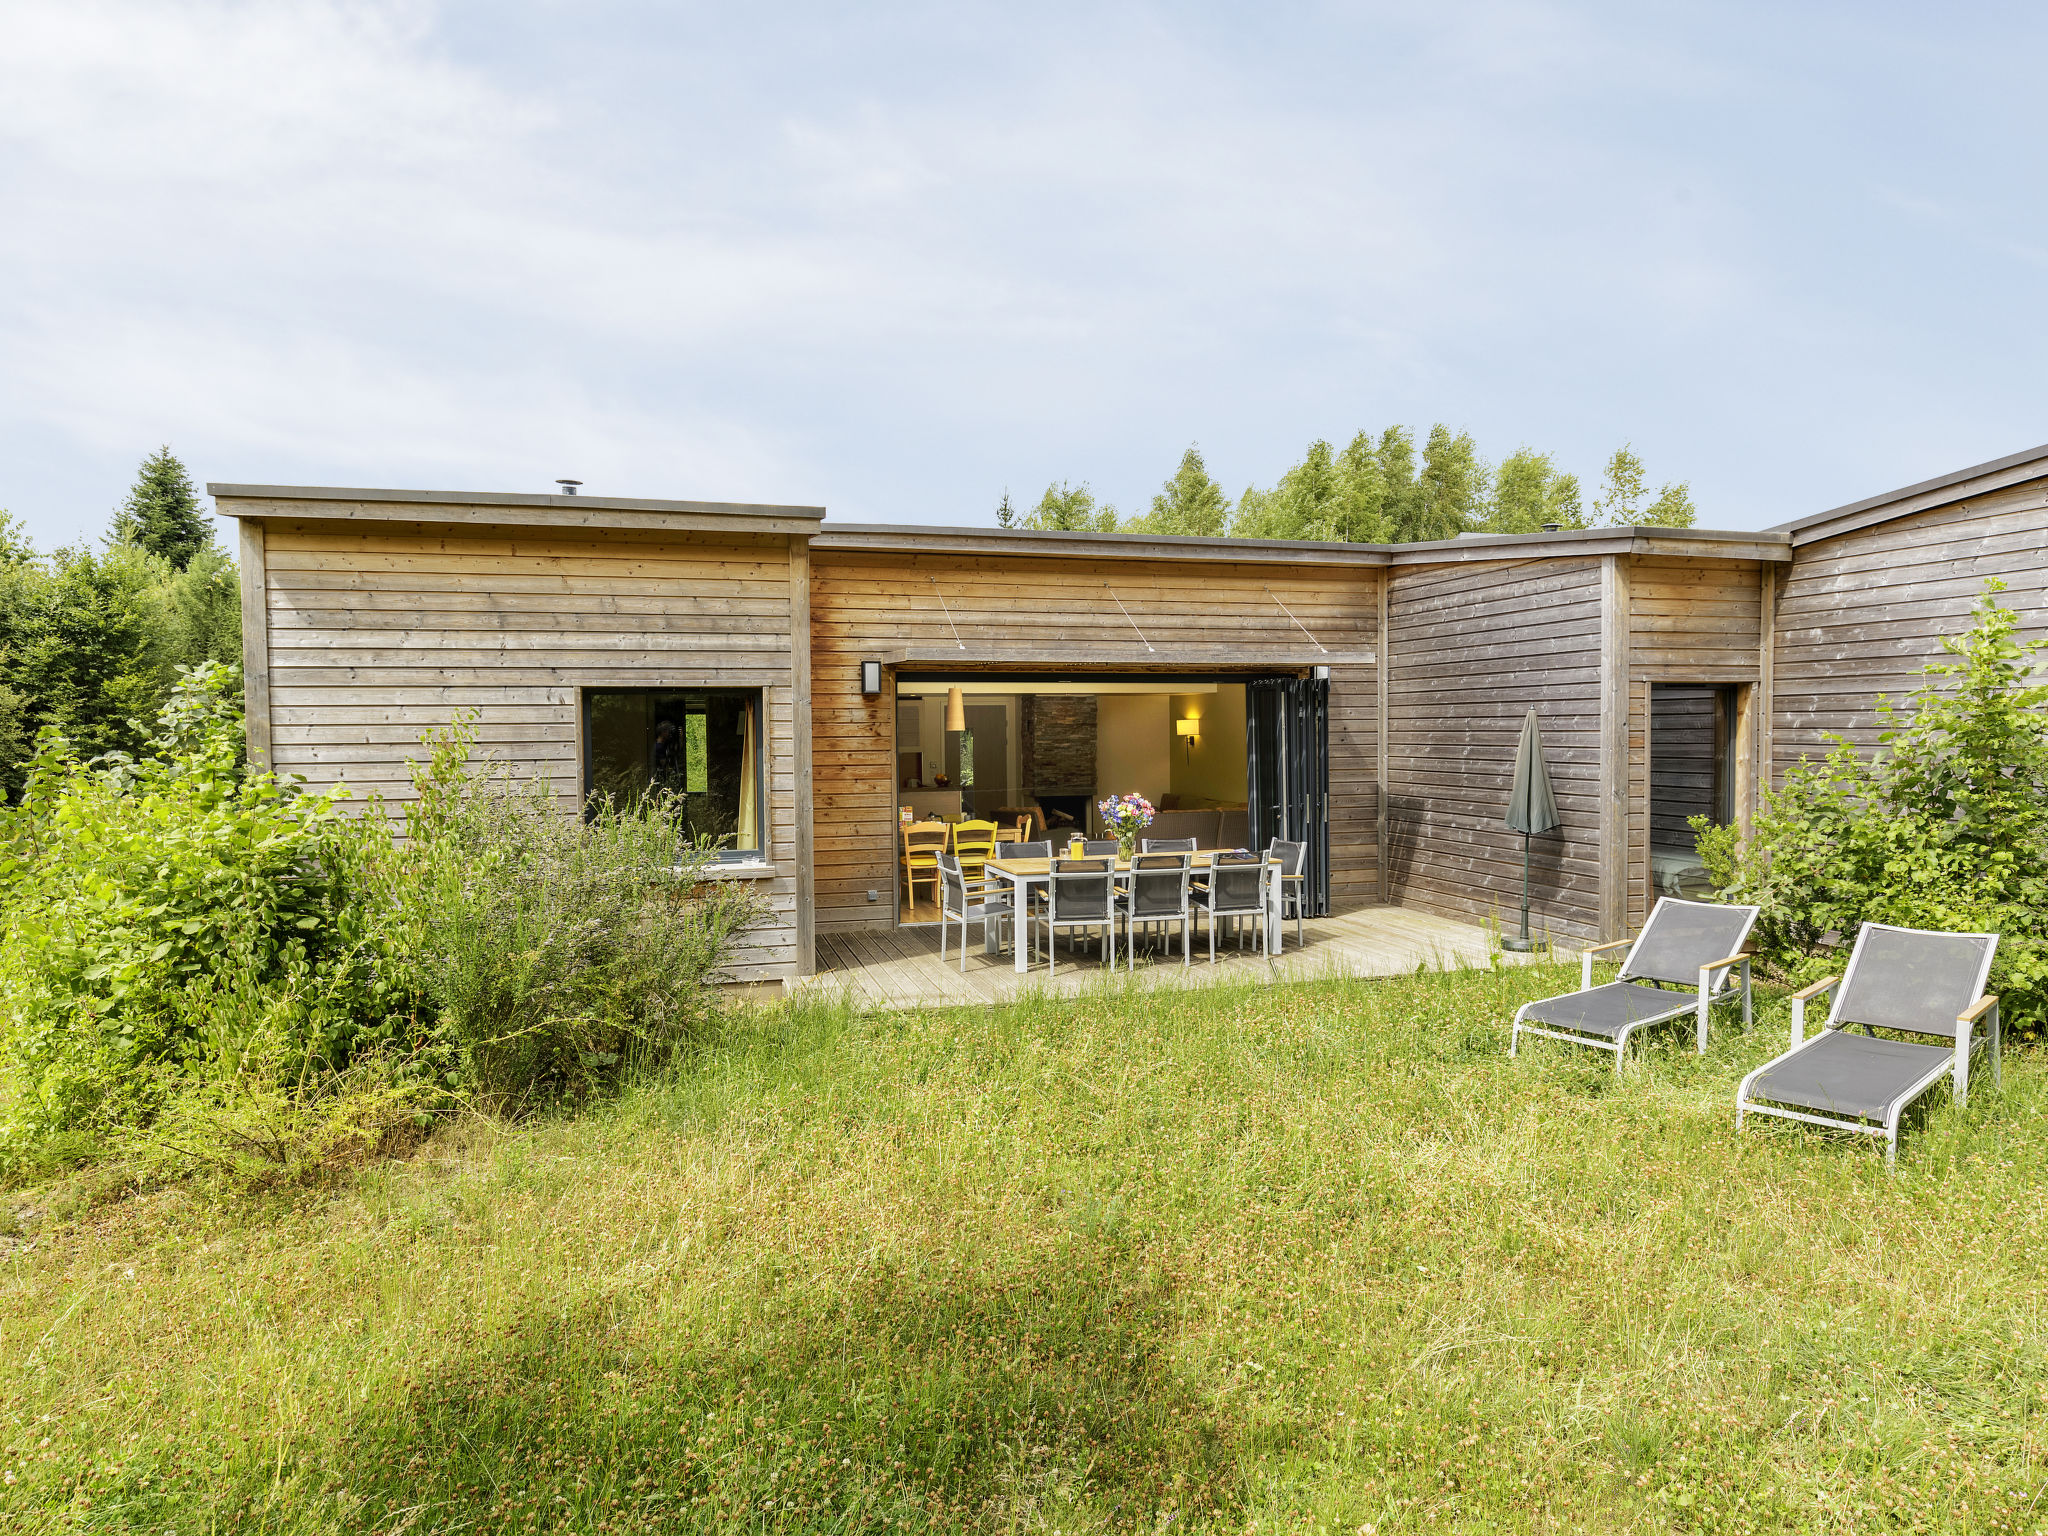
[817,521,1790,565]
[206,482,1794,563]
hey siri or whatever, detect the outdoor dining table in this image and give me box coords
[980,852,1287,971]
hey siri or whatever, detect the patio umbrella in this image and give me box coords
[1503,709,1560,952]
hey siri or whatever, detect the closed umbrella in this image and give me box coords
[1503,709,1560,952]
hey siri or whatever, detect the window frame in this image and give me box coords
[579,685,769,865]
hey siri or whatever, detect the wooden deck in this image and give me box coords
[798,905,1546,1009]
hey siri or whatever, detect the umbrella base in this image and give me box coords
[1500,936,1542,952]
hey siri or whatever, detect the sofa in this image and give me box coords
[1141,807,1250,850]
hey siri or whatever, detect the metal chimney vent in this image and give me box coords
[1540,521,1562,533]
[556,478,583,495]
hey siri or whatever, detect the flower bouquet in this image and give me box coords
[1096,792,1156,861]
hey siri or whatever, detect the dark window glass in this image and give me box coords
[584,689,762,858]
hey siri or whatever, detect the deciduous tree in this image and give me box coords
[1020,482,1118,532]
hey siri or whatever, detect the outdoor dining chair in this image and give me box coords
[952,819,1000,884]
[935,852,1013,973]
[1140,836,1197,855]
[1736,923,2000,1169]
[1038,856,1116,974]
[1082,839,1120,857]
[1266,838,1307,950]
[994,839,1052,926]
[1117,852,1192,968]
[1509,897,1759,1072]
[1191,850,1267,961]
[900,821,949,913]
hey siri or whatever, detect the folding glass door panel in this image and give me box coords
[1245,675,1330,916]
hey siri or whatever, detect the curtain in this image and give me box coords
[736,700,759,853]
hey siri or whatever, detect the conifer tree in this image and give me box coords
[110,446,213,569]
[1128,446,1230,537]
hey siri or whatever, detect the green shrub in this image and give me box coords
[0,676,766,1179]
[0,662,383,1157]
[1697,580,2048,1027]
[365,720,764,1111]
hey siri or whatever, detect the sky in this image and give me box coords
[3,0,2046,550]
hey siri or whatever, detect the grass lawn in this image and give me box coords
[5,960,2048,1533]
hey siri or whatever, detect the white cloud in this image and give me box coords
[1,0,2044,543]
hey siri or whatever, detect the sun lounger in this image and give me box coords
[1736,923,1999,1168]
[1510,897,1759,1072]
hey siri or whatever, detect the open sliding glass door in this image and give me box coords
[1245,674,1331,917]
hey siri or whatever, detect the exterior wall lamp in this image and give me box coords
[860,659,882,697]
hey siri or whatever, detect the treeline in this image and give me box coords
[0,449,240,799]
[997,429,1697,540]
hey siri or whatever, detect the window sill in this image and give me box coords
[686,861,779,881]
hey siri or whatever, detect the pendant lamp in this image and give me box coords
[944,686,966,733]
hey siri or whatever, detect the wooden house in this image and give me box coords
[212,440,2048,992]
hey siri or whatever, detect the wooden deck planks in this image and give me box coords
[792,906,1540,1010]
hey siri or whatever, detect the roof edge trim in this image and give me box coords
[1766,441,2048,543]
[206,484,827,519]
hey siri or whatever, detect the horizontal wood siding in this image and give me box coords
[258,516,805,984]
[1384,558,1605,942]
[1628,557,1764,681]
[1773,477,2048,780]
[809,551,1381,932]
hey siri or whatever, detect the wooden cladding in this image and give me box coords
[255,515,807,985]
[1383,553,1770,943]
[1771,478,2048,783]
[809,549,1381,933]
[228,490,1970,976]
[1627,557,1765,681]
[1384,558,1607,942]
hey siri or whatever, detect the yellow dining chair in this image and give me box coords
[952,819,1000,886]
[901,821,949,912]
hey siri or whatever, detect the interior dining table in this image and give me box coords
[980,852,1288,971]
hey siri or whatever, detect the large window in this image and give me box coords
[584,688,763,860]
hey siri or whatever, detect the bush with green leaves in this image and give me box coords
[368,720,764,1112]
[0,662,385,1160]
[1696,580,2048,1027]
[0,673,765,1179]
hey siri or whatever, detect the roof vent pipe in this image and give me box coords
[556,478,582,495]
[1540,521,1561,533]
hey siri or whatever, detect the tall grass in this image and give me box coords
[5,963,2047,1532]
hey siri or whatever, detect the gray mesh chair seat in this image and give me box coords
[1192,852,1267,962]
[1519,981,1710,1041]
[1743,1030,1955,1124]
[1510,897,1759,1072]
[1037,857,1116,974]
[1738,923,2000,1168]
[1116,853,1192,968]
